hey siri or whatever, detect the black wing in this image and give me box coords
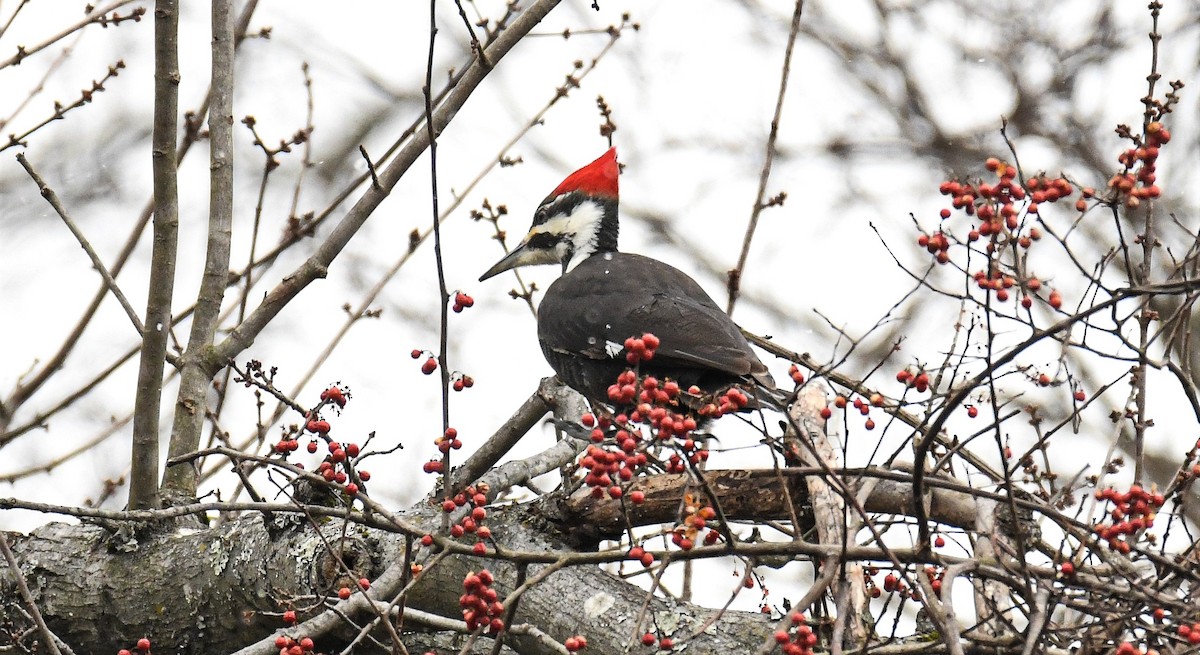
[537,252,771,384]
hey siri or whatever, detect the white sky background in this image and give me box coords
[1,0,1198,622]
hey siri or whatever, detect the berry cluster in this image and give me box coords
[1178,622,1200,645]
[451,372,475,392]
[640,633,673,650]
[879,572,914,600]
[423,427,463,473]
[1107,121,1169,209]
[319,385,347,407]
[563,634,588,652]
[579,439,646,500]
[460,569,505,633]
[313,439,368,495]
[334,577,371,600]
[830,394,880,431]
[410,349,438,375]
[437,483,493,554]
[622,332,660,364]
[116,638,152,655]
[605,373,696,437]
[626,544,656,568]
[1113,642,1163,655]
[923,565,945,596]
[273,635,316,655]
[451,291,475,313]
[1091,484,1164,553]
[274,385,351,453]
[670,494,721,550]
[923,158,1069,309]
[787,364,805,386]
[894,368,931,392]
[271,387,369,496]
[773,612,818,655]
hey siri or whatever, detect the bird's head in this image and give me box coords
[479,147,619,281]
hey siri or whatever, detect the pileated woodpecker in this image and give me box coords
[480,148,778,408]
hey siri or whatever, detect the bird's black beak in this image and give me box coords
[479,246,528,281]
[478,235,560,281]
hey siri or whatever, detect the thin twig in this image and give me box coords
[0,531,71,655]
[15,153,144,336]
[726,0,804,315]
[358,145,382,190]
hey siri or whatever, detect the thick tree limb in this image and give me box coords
[128,0,181,511]
[2,501,773,654]
[160,0,236,500]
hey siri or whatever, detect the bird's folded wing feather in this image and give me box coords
[538,253,764,378]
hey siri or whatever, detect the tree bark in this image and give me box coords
[2,499,775,654]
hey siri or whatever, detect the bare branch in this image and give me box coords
[128,0,182,511]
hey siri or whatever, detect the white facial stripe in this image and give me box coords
[554,200,605,272]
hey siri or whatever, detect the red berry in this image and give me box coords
[306,419,330,433]
[934,535,945,547]
[299,637,314,651]
[274,638,288,649]
[473,542,487,555]
[659,637,674,650]
[1073,390,1086,402]
[410,349,422,359]
[967,406,978,418]
[358,577,371,590]
[321,386,347,407]
[338,586,352,599]
[345,483,358,495]
[421,358,438,375]
[642,633,657,646]
[1060,561,1075,576]
[630,490,645,504]
[137,639,151,651]
[283,610,297,624]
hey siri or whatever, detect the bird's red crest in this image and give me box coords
[550,147,618,199]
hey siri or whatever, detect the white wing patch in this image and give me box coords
[604,340,624,358]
